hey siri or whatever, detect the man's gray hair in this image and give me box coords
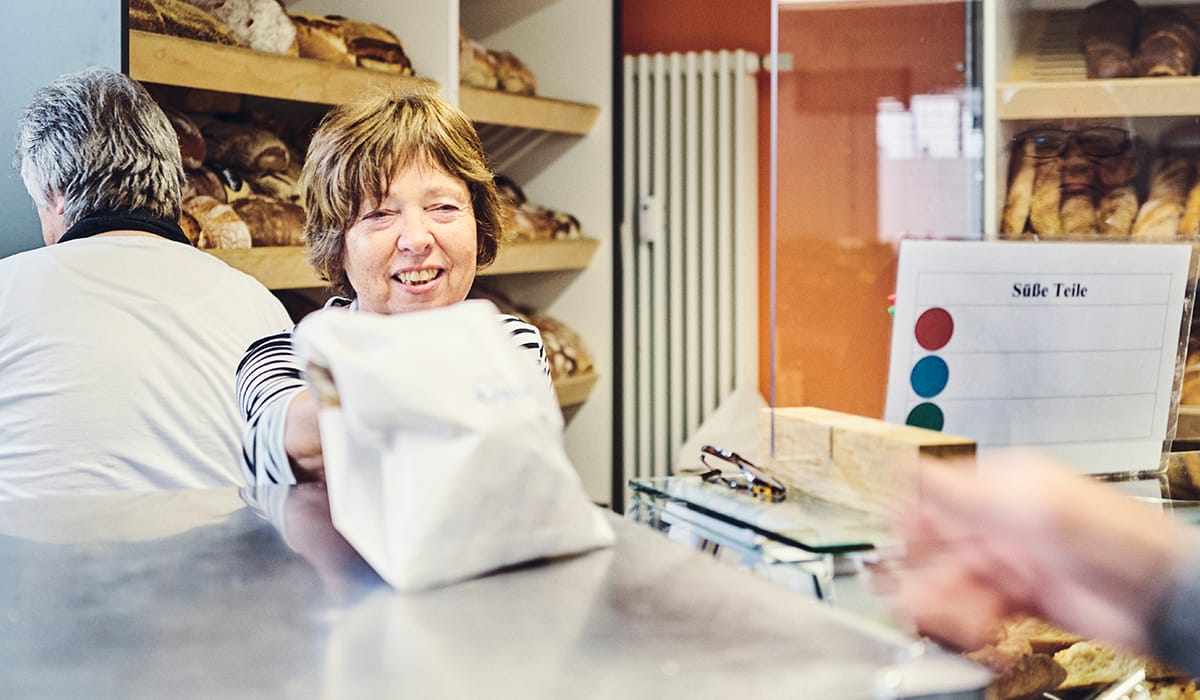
[13,66,183,226]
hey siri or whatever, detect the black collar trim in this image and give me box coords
[58,207,191,246]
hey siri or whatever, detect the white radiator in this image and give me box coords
[621,50,760,482]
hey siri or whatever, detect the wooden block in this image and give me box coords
[758,407,975,514]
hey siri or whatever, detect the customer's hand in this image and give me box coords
[882,449,1192,656]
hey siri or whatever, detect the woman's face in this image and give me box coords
[342,160,478,315]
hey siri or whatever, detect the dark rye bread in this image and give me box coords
[1079,0,1139,78]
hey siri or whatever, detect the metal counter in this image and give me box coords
[0,485,989,699]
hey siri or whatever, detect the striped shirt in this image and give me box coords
[235,297,551,486]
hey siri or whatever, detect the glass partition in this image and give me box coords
[766,0,982,433]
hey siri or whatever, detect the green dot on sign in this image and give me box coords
[906,403,944,431]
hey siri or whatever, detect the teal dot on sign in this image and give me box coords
[910,355,949,398]
[906,403,944,431]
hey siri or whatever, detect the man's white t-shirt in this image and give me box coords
[0,235,293,500]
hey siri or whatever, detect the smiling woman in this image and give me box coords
[235,89,551,486]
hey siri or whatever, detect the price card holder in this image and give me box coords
[884,239,1198,476]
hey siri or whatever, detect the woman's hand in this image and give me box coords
[284,388,326,482]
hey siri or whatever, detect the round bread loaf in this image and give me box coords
[163,107,206,170]
[184,195,252,249]
[231,194,306,246]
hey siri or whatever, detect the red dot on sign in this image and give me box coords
[915,307,953,350]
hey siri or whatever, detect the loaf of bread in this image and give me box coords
[1098,185,1139,235]
[178,88,243,115]
[178,209,202,246]
[184,195,252,249]
[998,615,1086,655]
[966,639,1067,700]
[231,194,306,246]
[494,50,537,96]
[202,119,290,174]
[1060,192,1098,233]
[1092,147,1138,235]
[181,0,297,55]
[1030,157,1064,236]
[291,13,355,65]
[1135,8,1200,77]
[1000,139,1036,237]
[288,13,413,74]
[141,0,238,45]
[1053,641,1148,690]
[1183,349,1200,405]
[459,28,499,90]
[183,167,226,203]
[1059,143,1098,233]
[529,312,595,380]
[1180,171,1200,235]
[130,0,166,34]
[162,107,206,170]
[244,170,300,204]
[1079,0,1139,78]
[1133,157,1192,238]
[1145,679,1199,700]
[216,167,253,203]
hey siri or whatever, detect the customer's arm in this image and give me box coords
[236,330,324,484]
[886,449,1197,673]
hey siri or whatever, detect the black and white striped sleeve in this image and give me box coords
[499,313,553,391]
[236,329,305,485]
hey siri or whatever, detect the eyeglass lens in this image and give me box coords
[1016,127,1130,158]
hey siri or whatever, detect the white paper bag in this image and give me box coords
[293,300,614,592]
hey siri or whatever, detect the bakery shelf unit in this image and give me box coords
[983,1,1200,239]
[129,0,615,501]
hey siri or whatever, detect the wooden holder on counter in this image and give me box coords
[757,407,976,515]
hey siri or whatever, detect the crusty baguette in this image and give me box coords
[1001,140,1036,237]
[1061,192,1098,233]
[1098,185,1138,235]
[1179,170,1200,236]
[1133,157,1192,239]
[1030,157,1064,236]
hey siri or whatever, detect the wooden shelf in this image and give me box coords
[998,8,1200,120]
[459,86,599,135]
[128,31,599,135]
[205,238,600,290]
[553,371,599,408]
[128,30,431,105]
[477,237,600,277]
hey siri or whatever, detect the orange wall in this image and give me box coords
[623,1,965,418]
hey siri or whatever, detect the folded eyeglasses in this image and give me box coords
[698,445,787,503]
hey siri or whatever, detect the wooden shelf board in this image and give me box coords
[999,7,1200,120]
[459,86,599,135]
[554,371,599,408]
[205,246,324,290]
[129,31,431,105]
[206,238,599,289]
[479,238,601,277]
[128,32,600,135]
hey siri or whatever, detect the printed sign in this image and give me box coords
[884,240,1193,474]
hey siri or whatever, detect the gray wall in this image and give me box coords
[0,1,122,258]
